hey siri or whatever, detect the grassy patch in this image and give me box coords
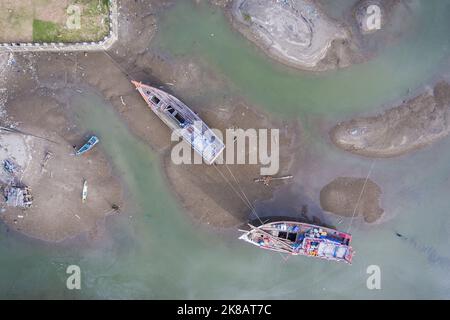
[35,0,109,43]
[2,0,111,43]
[84,0,110,16]
[32,19,60,42]
[242,12,252,23]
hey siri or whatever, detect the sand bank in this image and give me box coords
[69,0,303,228]
[0,0,394,239]
[320,177,383,223]
[229,0,351,71]
[331,81,450,158]
[225,0,414,71]
[0,93,123,242]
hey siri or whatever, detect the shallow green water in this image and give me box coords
[1,0,450,299]
[155,1,450,119]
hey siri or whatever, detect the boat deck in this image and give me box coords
[133,81,225,164]
[241,221,354,263]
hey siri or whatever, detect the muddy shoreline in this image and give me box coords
[0,0,409,241]
[0,0,303,239]
[0,79,124,242]
[223,0,416,72]
[331,81,450,158]
[320,177,383,223]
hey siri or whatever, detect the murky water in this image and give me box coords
[1,0,450,299]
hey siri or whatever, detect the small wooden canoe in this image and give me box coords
[76,136,99,156]
[82,180,88,203]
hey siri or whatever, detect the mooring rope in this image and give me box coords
[346,159,376,233]
[224,163,258,215]
[213,163,266,226]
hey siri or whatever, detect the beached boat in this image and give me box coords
[240,221,354,264]
[82,180,88,203]
[76,136,99,156]
[132,81,225,165]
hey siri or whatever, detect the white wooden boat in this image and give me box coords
[132,81,225,165]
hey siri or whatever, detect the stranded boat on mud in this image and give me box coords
[76,136,99,156]
[132,81,225,165]
[82,180,88,203]
[240,221,354,264]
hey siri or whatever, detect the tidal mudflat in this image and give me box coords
[331,81,450,158]
[0,0,450,299]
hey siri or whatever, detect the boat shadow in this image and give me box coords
[247,183,337,230]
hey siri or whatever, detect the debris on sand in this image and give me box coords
[3,185,33,208]
[3,158,18,174]
[330,81,450,158]
[230,0,349,70]
[40,150,53,173]
[0,94,123,242]
[320,177,383,223]
[254,175,293,186]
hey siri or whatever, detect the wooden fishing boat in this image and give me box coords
[82,180,88,203]
[240,221,354,264]
[76,136,99,156]
[132,81,225,165]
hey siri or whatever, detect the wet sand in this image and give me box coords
[0,0,407,241]
[331,81,450,158]
[0,0,302,238]
[229,0,351,71]
[0,91,123,242]
[224,0,415,71]
[320,177,383,223]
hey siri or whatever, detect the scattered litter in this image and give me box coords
[254,175,293,186]
[3,185,33,208]
[40,150,53,172]
[3,159,18,174]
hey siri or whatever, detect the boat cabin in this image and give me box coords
[241,221,354,263]
[133,81,226,165]
[164,105,188,128]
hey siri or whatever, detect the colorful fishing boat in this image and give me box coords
[240,221,354,264]
[132,81,225,165]
[82,180,88,203]
[76,136,99,156]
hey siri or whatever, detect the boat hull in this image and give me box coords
[132,81,225,165]
[240,221,354,264]
[76,136,99,156]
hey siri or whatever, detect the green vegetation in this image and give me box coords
[82,0,109,17]
[32,19,60,42]
[242,12,252,23]
[29,0,111,43]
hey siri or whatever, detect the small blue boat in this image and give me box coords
[76,136,99,156]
